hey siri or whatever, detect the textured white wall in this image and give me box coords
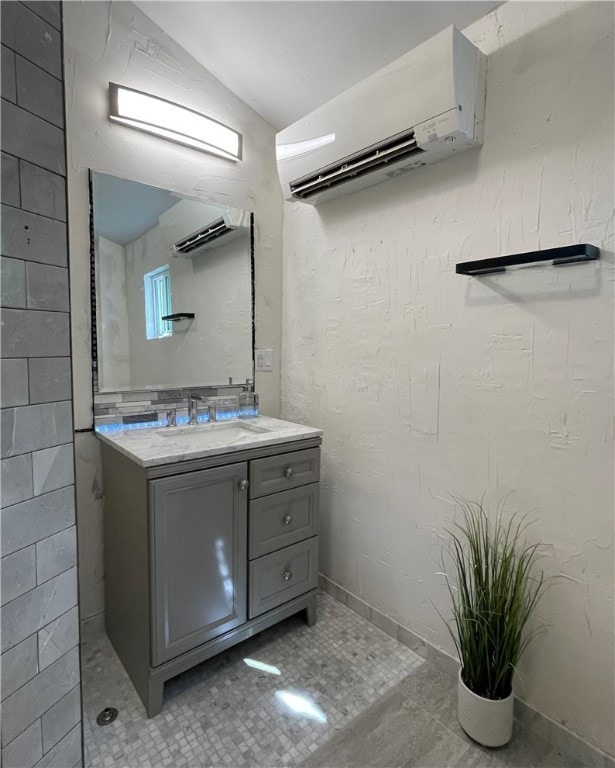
[281,1,614,755]
[64,0,283,618]
[96,236,131,390]
[122,224,252,389]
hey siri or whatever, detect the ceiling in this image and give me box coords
[92,173,240,245]
[92,173,178,245]
[135,1,501,130]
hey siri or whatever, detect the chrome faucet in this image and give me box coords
[188,394,205,425]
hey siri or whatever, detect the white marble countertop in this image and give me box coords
[95,415,323,467]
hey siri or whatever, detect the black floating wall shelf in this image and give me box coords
[456,244,600,276]
[161,313,195,321]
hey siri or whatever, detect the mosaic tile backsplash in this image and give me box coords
[93,385,252,430]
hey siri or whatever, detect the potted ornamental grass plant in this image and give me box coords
[440,498,546,747]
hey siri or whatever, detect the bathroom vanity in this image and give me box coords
[97,417,322,716]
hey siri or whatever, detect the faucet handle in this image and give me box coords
[166,408,176,427]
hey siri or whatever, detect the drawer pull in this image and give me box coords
[282,514,293,526]
[284,467,294,478]
[282,569,292,581]
[240,479,249,491]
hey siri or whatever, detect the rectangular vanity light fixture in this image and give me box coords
[108,83,242,161]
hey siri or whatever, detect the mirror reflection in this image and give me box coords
[91,172,253,392]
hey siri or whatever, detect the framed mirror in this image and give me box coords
[90,172,254,393]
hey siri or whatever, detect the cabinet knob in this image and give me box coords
[284,467,294,478]
[282,514,293,526]
[240,479,249,491]
[282,569,292,581]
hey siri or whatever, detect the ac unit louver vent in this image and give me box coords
[290,130,424,200]
[168,207,250,258]
[173,218,230,254]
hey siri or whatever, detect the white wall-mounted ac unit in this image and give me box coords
[276,26,486,206]
[169,208,250,258]
[160,199,250,257]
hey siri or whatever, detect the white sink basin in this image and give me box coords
[156,421,270,446]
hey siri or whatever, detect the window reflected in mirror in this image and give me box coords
[144,265,172,340]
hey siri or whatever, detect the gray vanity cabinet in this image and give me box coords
[150,464,247,665]
[100,436,321,719]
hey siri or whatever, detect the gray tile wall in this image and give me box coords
[1,3,82,767]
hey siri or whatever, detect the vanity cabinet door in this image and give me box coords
[150,463,248,666]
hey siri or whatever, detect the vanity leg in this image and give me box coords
[305,594,318,627]
[146,679,165,718]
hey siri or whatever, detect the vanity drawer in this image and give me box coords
[250,483,319,559]
[249,537,319,618]
[249,448,320,498]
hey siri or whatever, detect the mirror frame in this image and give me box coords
[88,170,256,399]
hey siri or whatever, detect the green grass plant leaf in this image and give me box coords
[441,498,545,700]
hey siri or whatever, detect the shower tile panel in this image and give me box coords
[1,152,19,207]
[1,309,70,358]
[1,485,75,557]
[0,358,28,408]
[0,636,38,700]
[1,256,26,307]
[0,721,43,768]
[15,55,64,127]
[1,546,36,605]
[1,45,16,103]
[36,724,81,768]
[28,358,73,405]
[26,261,70,312]
[41,685,81,754]
[35,527,77,584]
[1,645,80,746]
[1,453,34,506]
[0,100,65,175]
[32,443,75,494]
[1,401,73,458]
[21,1,62,30]
[20,160,67,220]
[0,204,67,266]
[38,606,79,670]
[1,567,77,653]
[0,1,62,77]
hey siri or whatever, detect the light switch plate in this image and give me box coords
[255,348,274,372]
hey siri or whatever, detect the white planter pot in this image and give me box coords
[457,669,514,747]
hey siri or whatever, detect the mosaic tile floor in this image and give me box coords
[81,592,424,767]
[82,591,606,768]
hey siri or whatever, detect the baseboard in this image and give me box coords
[513,699,615,768]
[319,573,615,767]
